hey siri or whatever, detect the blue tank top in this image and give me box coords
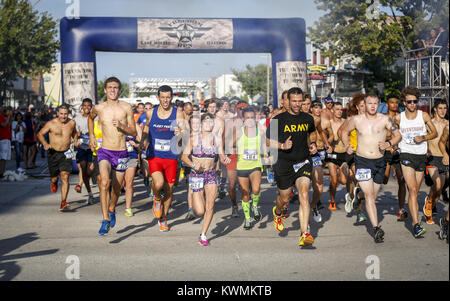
[126,135,138,159]
[146,106,178,159]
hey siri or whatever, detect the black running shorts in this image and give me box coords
[48,149,73,178]
[400,153,427,172]
[427,155,448,174]
[384,150,401,170]
[326,152,347,167]
[274,158,312,190]
[354,155,387,185]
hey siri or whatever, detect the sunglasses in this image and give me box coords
[405,100,419,104]
[312,104,322,108]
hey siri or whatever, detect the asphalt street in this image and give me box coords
[0,158,448,281]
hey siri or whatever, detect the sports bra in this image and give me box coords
[192,133,217,159]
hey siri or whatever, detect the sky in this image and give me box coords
[34,0,325,83]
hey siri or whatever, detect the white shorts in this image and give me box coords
[0,139,11,160]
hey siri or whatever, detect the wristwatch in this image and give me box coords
[191,163,196,169]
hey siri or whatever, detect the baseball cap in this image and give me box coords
[324,97,334,103]
[236,101,249,109]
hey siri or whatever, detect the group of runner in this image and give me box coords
[37,77,449,247]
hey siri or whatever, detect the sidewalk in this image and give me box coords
[2,149,49,180]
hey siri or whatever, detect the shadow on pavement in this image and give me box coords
[0,232,59,281]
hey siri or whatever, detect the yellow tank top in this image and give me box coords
[237,128,262,171]
[350,129,357,151]
[93,121,103,156]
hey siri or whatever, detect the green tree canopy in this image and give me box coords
[231,64,272,102]
[308,0,449,95]
[0,0,59,105]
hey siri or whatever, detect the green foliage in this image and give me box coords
[0,0,59,104]
[231,64,272,101]
[308,0,449,93]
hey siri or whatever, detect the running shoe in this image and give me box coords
[357,211,367,223]
[153,199,162,218]
[74,184,82,193]
[373,226,385,243]
[353,196,362,210]
[273,206,285,232]
[232,206,239,218]
[281,205,289,219]
[312,207,322,223]
[298,232,314,247]
[124,208,134,217]
[186,208,196,220]
[108,211,116,228]
[413,223,426,238]
[244,218,253,230]
[344,193,353,214]
[425,215,435,225]
[423,195,433,217]
[439,218,448,242]
[149,192,154,202]
[252,205,261,222]
[397,208,408,221]
[198,234,209,246]
[98,220,110,236]
[159,217,169,232]
[329,201,337,211]
[51,181,58,193]
[87,195,95,205]
[59,201,71,212]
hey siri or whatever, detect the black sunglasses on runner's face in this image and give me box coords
[406,100,419,104]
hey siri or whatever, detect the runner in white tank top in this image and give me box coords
[394,86,437,239]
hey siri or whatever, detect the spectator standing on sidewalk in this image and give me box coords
[0,105,13,178]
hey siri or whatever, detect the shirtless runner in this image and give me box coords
[423,99,448,224]
[342,93,402,243]
[306,99,334,222]
[88,77,137,235]
[37,105,77,212]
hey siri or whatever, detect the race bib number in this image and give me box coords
[126,141,134,153]
[189,176,204,190]
[318,150,327,161]
[312,156,322,167]
[116,158,129,171]
[355,169,371,181]
[243,149,258,161]
[404,133,419,145]
[79,134,90,145]
[155,139,171,152]
[328,153,337,160]
[64,149,76,159]
[97,138,102,148]
[293,159,309,173]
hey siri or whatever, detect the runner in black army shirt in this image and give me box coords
[266,87,317,247]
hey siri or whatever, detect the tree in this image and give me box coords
[231,64,272,101]
[0,0,59,105]
[308,0,449,95]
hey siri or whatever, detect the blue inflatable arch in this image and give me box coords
[60,17,307,109]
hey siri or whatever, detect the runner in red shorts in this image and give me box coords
[140,85,186,232]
